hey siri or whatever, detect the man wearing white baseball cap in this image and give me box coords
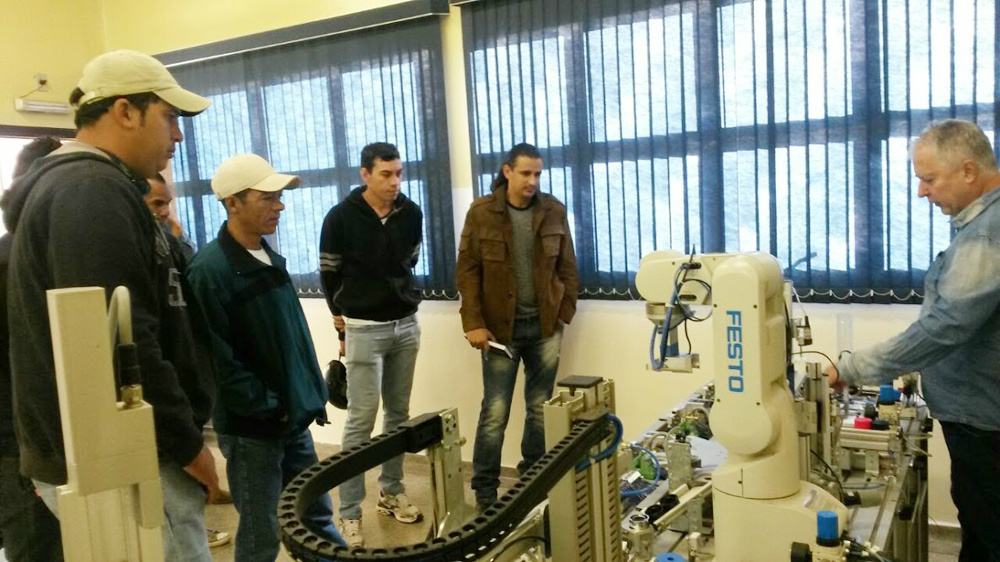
[186,154,343,561]
[73,49,211,117]
[5,49,219,561]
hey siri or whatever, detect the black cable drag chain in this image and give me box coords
[279,410,612,562]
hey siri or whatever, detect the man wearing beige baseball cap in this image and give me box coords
[4,49,219,561]
[186,154,344,560]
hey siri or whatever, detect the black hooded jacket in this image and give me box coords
[318,186,423,321]
[1,144,215,484]
[0,233,15,455]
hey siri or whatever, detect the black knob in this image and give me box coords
[790,542,812,562]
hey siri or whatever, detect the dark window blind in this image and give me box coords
[462,0,998,302]
[170,19,456,297]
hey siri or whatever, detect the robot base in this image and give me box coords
[712,481,847,562]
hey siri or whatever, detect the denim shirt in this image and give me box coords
[839,186,1000,430]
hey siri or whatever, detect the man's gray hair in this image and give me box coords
[915,119,998,172]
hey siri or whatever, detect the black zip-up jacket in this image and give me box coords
[0,233,16,455]
[4,143,215,484]
[319,186,423,320]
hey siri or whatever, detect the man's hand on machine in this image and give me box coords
[184,445,222,504]
[824,364,848,392]
[465,328,494,351]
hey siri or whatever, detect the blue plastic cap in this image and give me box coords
[655,554,687,562]
[879,384,896,403]
[817,510,840,542]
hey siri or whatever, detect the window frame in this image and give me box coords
[463,0,998,302]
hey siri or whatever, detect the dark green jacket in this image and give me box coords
[187,223,328,439]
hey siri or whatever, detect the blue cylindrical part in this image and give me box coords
[655,554,687,562]
[879,384,897,404]
[817,510,840,544]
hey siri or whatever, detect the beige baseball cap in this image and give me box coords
[75,50,211,116]
[212,154,301,200]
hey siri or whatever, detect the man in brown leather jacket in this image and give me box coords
[456,142,578,511]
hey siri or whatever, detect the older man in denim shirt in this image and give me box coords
[828,120,1000,562]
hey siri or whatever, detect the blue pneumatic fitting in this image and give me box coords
[655,553,687,562]
[878,384,897,404]
[816,510,840,547]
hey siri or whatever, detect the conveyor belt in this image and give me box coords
[278,410,612,562]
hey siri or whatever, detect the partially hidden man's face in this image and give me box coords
[913,143,980,217]
[230,189,286,237]
[360,158,403,207]
[144,180,173,222]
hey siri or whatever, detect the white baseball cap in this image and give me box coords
[75,50,211,116]
[212,154,301,200]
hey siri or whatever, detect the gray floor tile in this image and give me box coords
[207,442,476,562]
[929,537,962,556]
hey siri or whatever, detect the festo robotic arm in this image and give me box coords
[637,251,798,497]
[636,251,846,562]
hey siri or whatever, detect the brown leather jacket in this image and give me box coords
[456,186,578,345]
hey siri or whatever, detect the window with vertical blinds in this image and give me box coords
[169,19,456,297]
[461,0,998,302]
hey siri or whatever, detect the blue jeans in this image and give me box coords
[339,315,420,519]
[33,460,211,562]
[219,429,341,562]
[940,422,1000,562]
[1,455,62,562]
[471,316,562,506]
[160,460,212,562]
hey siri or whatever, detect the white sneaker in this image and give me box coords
[376,491,422,524]
[337,517,364,548]
[206,528,231,548]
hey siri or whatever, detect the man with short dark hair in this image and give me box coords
[0,137,63,562]
[140,174,232,550]
[5,49,219,561]
[11,136,62,180]
[319,142,424,548]
[456,142,579,512]
[145,174,195,263]
[187,153,341,561]
[828,120,1000,562]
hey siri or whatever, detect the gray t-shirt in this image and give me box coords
[509,202,538,318]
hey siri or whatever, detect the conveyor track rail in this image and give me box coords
[278,410,611,562]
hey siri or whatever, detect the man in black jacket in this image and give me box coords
[0,137,63,562]
[5,50,219,562]
[319,142,424,548]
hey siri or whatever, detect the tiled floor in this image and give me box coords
[206,441,481,562]
[204,439,964,562]
[0,446,963,562]
[928,524,961,562]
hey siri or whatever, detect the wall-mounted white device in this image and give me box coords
[14,98,71,114]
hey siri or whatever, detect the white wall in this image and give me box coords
[301,296,958,526]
